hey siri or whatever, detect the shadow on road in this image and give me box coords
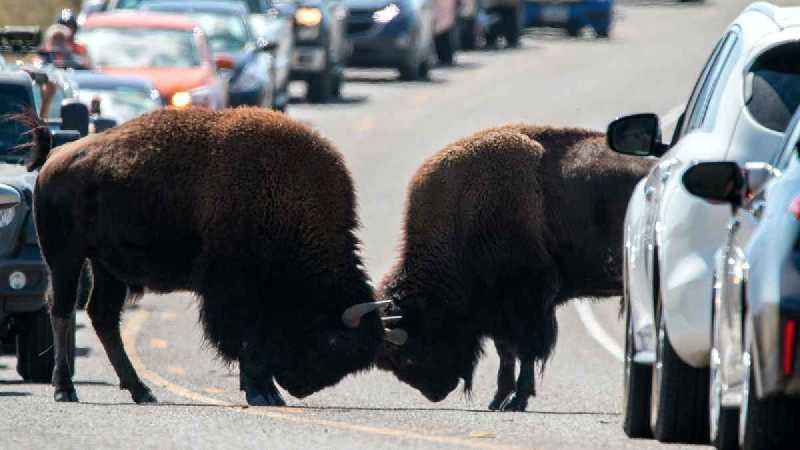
[0,391,31,397]
[0,379,112,386]
[289,95,369,106]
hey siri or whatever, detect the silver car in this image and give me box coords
[682,107,800,450]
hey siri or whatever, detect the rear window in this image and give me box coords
[0,88,33,154]
[746,42,800,132]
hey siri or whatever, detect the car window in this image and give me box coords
[77,27,202,68]
[0,88,33,153]
[745,42,800,133]
[672,35,726,143]
[687,30,739,131]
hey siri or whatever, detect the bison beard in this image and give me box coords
[377,124,653,411]
[31,107,385,406]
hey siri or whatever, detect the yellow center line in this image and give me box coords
[121,309,530,450]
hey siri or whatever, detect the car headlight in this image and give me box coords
[0,208,15,228]
[171,88,211,108]
[296,8,322,27]
[9,271,26,290]
[171,91,192,108]
[373,3,400,23]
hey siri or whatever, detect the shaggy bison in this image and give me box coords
[376,124,653,411]
[30,107,394,405]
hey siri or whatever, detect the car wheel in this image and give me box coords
[307,68,333,104]
[739,339,800,448]
[567,25,581,37]
[595,25,611,39]
[709,280,739,450]
[623,305,653,438]
[16,308,75,383]
[503,4,523,48]
[651,294,710,443]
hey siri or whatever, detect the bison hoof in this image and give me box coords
[132,388,158,404]
[488,396,510,411]
[500,395,528,412]
[54,388,79,402]
[246,389,286,407]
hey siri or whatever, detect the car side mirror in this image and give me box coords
[215,53,236,71]
[0,184,20,210]
[682,161,745,205]
[257,39,278,52]
[607,113,667,157]
[92,117,117,133]
[60,101,90,137]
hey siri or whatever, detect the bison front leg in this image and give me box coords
[87,263,156,404]
[488,339,516,410]
[501,358,536,411]
[239,341,285,407]
[48,254,84,402]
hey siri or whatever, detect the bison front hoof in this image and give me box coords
[132,388,158,404]
[500,395,528,412]
[246,389,286,407]
[54,389,79,402]
[488,396,509,411]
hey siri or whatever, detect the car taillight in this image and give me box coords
[790,195,800,220]
[784,319,796,376]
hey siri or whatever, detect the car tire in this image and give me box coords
[307,68,334,104]
[503,4,523,48]
[651,296,710,443]
[739,352,800,449]
[460,17,480,50]
[595,25,611,39]
[567,25,581,37]
[435,25,458,66]
[623,306,653,438]
[709,280,739,450]
[16,308,75,383]
[399,50,430,81]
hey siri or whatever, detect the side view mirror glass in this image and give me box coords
[60,101,90,137]
[0,184,21,210]
[682,161,745,205]
[607,113,664,157]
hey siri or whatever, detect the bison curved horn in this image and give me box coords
[341,300,392,328]
[381,315,402,325]
[384,328,408,346]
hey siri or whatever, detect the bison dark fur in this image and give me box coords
[32,107,384,405]
[376,124,653,411]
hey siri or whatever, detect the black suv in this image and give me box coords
[0,69,85,382]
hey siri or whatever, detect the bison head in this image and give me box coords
[375,297,480,402]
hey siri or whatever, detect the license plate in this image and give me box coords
[541,5,569,23]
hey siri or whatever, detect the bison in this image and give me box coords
[29,107,398,406]
[376,124,653,411]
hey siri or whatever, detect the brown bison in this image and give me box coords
[30,107,396,405]
[376,124,654,411]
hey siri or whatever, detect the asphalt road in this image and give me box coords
[2,1,793,448]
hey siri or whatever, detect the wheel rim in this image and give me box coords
[650,304,664,430]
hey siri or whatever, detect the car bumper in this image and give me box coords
[228,88,267,108]
[347,16,416,68]
[525,1,612,29]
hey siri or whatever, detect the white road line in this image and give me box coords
[574,104,685,363]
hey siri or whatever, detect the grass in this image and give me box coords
[0,0,83,30]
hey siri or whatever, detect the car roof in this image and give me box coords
[140,0,249,15]
[70,71,157,90]
[744,2,800,30]
[82,11,199,30]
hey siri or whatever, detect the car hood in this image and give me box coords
[346,0,393,10]
[102,67,213,99]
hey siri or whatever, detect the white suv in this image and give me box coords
[607,2,800,444]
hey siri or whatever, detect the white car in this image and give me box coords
[607,2,800,444]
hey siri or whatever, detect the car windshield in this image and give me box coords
[76,27,202,68]
[0,89,33,156]
[77,86,162,124]
[143,10,250,53]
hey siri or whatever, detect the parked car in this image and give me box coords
[608,2,800,444]
[69,71,163,124]
[137,1,279,109]
[345,0,435,80]
[76,11,229,109]
[525,0,613,37]
[682,109,800,450]
[0,69,83,383]
[108,0,295,111]
[485,0,524,47]
[289,0,350,102]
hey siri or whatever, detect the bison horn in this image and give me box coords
[342,300,392,328]
[384,328,408,346]
[381,315,402,325]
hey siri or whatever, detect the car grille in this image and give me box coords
[348,9,377,36]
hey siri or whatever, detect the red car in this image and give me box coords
[77,11,228,109]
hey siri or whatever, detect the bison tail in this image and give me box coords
[3,111,53,172]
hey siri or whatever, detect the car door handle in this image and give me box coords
[645,186,656,201]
